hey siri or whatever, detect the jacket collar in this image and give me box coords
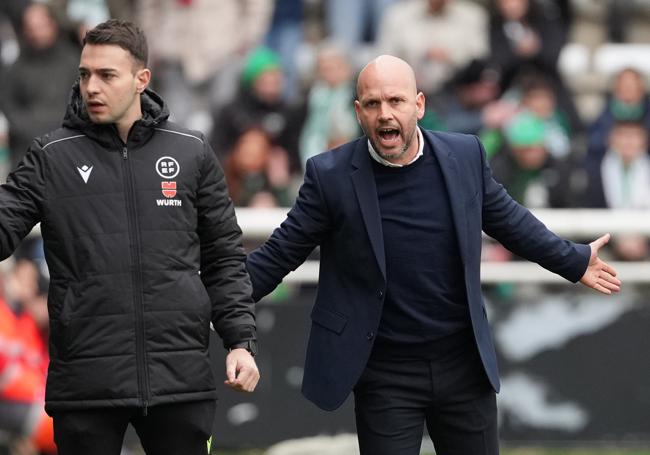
[62,81,170,149]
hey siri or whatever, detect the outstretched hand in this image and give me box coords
[579,233,621,295]
[224,349,260,393]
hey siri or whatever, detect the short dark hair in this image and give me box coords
[83,19,148,67]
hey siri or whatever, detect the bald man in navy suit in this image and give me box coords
[247,55,620,455]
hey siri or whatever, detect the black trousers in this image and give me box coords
[353,331,498,455]
[51,400,215,455]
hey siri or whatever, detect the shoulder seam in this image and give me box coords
[154,128,204,144]
[42,134,86,150]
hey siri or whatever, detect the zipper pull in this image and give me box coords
[142,400,148,416]
[122,147,128,160]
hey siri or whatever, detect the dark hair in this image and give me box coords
[519,73,554,96]
[83,19,148,67]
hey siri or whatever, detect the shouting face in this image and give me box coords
[355,55,425,165]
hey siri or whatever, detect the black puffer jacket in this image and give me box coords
[0,84,256,413]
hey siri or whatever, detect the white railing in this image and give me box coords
[16,208,650,283]
[236,208,650,284]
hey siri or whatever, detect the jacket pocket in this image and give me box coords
[49,284,73,360]
[311,305,348,334]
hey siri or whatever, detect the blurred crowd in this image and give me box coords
[0,0,649,453]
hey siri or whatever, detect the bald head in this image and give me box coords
[354,55,425,165]
[356,55,418,100]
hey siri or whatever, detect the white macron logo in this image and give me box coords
[77,165,93,183]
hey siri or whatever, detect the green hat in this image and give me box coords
[241,47,281,87]
[505,112,546,147]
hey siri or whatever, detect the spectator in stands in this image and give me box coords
[211,47,303,175]
[47,0,118,46]
[225,128,293,207]
[326,0,397,60]
[378,0,489,96]
[299,43,359,167]
[518,73,571,158]
[582,121,650,260]
[137,0,272,130]
[265,0,304,102]
[605,0,650,43]
[491,111,574,208]
[0,260,56,455]
[587,67,650,167]
[0,1,31,79]
[1,3,78,169]
[428,58,502,135]
[487,0,581,131]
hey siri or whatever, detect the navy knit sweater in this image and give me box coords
[372,140,470,348]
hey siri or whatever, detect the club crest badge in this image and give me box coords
[155,156,180,179]
[161,181,177,198]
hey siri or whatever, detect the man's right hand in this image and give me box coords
[224,349,260,392]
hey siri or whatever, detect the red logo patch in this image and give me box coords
[161,181,177,198]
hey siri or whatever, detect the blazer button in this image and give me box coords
[377,290,384,299]
[366,332,375,340]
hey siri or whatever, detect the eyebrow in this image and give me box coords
[78,66,119,73]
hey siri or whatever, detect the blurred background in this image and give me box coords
[0,0,649,454]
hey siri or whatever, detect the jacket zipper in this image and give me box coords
[121,145,150,416]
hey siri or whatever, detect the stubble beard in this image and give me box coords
[374,125,417,162]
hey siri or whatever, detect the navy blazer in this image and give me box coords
[247,130,590,411]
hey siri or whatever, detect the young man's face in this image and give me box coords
[78,44,149,128]
[610,124,648,165]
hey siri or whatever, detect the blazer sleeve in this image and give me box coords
[196,139,256,348]
[477,136,590,282]
[0,140,46,260]
[247,157,332,301]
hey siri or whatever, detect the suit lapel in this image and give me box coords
[426,131,469,263]
[350,139,386,280]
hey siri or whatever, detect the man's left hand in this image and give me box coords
[224,349,260,392]
[579,233,622,295]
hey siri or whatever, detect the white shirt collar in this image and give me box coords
[367,127,424,168]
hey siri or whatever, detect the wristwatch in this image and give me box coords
[228,339,258,357]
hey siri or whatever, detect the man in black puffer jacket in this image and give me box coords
[0,19,259,455]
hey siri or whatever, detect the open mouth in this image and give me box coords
[378,127,400,143]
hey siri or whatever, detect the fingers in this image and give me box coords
[591,233,611,252]
[226,364,260,392]
[224,352,260,392]
[593,283,611,295]
[223,368,259,392]
[593,283,612,295]
[598,276,620,293]
[597,259,621,291]
[601,261,618,278]
[225,355,237,383]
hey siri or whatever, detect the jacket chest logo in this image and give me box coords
[161,181,177,198]
[155,156,182,206]
[155,156,180,179]
[77,164,93,183]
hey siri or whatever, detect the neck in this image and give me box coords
[116,101,143,143]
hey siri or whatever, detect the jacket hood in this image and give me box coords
[62,81,170,146]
